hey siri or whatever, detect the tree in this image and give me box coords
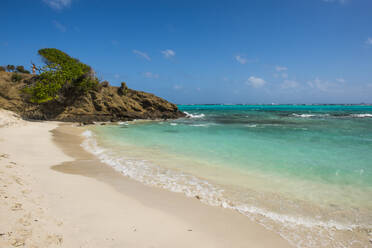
[16,65,30,74]
[7,65,15,72]
[0,66,5,72]
[24,48,99,103]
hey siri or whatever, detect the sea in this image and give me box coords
[81,104,372,247]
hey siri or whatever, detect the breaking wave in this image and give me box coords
[350,114,372,118]
[184,111,205,118]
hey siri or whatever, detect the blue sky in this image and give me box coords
[1,0,372,104]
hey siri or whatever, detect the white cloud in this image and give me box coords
[235,55,247,64]
[322,0,348,4]
[366,37,372,45]
[173,84,183,90]
[307,78,333,92]
[161,49,175,59]
[308,78,322,90]
[143,72,159,79]
[43,0,72,10]
[281,80,299,89]
[281,73,288,79]
[275,66,288,72]
[336,78,345,83]
[53,20,66,32]
[133,50,151,61]
[247,76,266,88]
[307,77,347,93]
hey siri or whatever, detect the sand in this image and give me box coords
[0,109,292,247]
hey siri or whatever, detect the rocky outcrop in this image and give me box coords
[0,72,185,123]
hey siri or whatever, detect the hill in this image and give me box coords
[0,71,185,123]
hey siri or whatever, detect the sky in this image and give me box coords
[1,0,372,104]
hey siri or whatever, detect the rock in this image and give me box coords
[0,71,186,122]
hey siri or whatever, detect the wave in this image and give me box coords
[350,114,372,118]
[292,114,316,118]
[292,113,372,119]
[292,113,331,118]
[245,124,257,128]
[184,111,205,118]
[189,124,209,127]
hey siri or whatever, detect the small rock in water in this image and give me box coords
[195,195,201,200]
[187,229,192,231]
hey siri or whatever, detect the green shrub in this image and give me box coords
[16,65,30,74]
[24,48,99,103]
[11,73,23,82]
[0,66,5,72]
[7,65,15,72]
[118,82,128,95]
[101,81,109,87]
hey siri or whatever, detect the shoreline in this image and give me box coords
[0,113,291,247]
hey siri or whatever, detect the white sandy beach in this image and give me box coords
[0,109,291,247]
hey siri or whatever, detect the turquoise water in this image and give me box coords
[83,105,372,247]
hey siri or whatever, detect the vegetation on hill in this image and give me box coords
[23,48,99,103]
[11,73,23,82]
[15,65,30,74]
[6,65,15,72]
[1,65,30,73]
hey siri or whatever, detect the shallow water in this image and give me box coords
[82,105,372,247]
